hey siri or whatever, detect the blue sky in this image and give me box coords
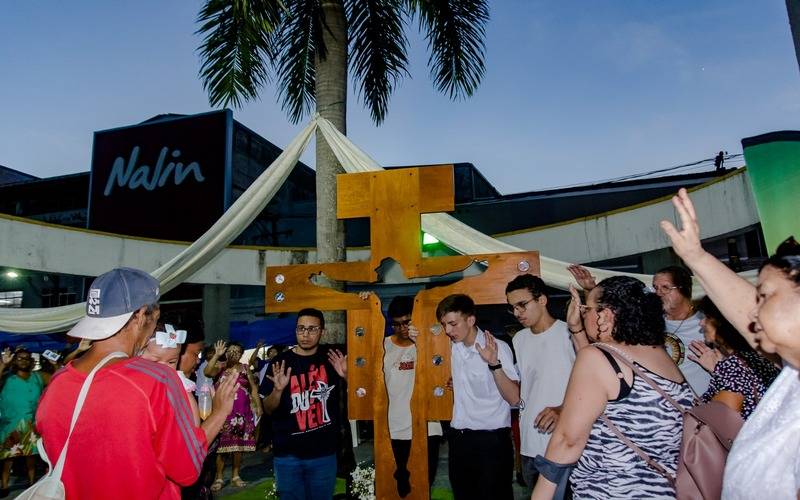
[0,1,797,194]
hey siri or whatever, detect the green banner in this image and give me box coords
[742,131,800,253]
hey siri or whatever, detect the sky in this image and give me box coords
[0,1,797,194]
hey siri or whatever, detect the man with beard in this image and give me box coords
[652,265,710,395]
[259,308,347,500]
[505,274,587,494]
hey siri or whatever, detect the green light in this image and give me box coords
[422,233,440,246]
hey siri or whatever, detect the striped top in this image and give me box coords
[570,352,694,499]
[36,357,208,499]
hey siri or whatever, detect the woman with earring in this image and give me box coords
[532,277,694,499]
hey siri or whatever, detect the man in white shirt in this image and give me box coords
[384,296,443,498]
[653,265,711,395]
[506,274,587,494]
[436,294,520,500]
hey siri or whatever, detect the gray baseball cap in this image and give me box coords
[69,267,160,340]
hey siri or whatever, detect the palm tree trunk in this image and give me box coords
[315,0,348,343]
[788,0,800,73]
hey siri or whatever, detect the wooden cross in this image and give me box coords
[266,165,539,499]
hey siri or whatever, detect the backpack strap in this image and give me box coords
[47,351,128,481]
[594,344,683,486]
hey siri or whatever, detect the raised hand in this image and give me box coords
[566,284,584,333]
[213,340,227,358]
[476,331,499,365]
[266,360,292,391]
[212,370,240,417]
[0,348,13,366]
[688,340,724,373]
[567,264,597,291]
[660,188,705,263]
[327,349,348,378]
[534,405,562,434]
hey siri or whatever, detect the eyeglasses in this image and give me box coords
[652,285,679,294]
[508,298,534,315]
[295,325,322,335]
[391,319,412,330]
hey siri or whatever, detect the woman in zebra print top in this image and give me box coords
[532,276,694,499]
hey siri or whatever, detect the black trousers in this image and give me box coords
[448,428,514,500]
[390,436,441,497]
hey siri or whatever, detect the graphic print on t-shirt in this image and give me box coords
[289,363,335,434]
[397,353,415,371]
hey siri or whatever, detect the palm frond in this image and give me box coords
[346,0,410,124]
[413,0,488,100]
[196,0,284,108]
[274,0,324,123]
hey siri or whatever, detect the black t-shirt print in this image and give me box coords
[259,349,342,458]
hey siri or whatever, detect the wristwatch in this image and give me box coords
[488,362,503,371]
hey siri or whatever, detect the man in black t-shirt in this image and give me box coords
[259,308,347,500]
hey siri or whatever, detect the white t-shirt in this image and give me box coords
[513,320,576,458]
[665,311,711,395]
[383,337,443,440]
[451,328,519,430]
[723,364,800,499]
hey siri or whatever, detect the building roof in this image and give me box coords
[0,165,38,186]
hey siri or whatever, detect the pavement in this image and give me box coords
[5,437,530,499]
[214,437,532,499]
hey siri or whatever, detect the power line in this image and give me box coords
[546,153,744,190]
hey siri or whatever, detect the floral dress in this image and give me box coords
[215,368,256,453]
[0,372,44,459]
[701,350,780,419]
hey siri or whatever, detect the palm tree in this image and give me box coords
[196,0,489,340]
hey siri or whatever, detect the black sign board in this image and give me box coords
[88,110,231,241]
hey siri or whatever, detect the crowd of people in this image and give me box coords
[1,187,798,499]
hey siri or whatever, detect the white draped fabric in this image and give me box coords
[0,116,753,333]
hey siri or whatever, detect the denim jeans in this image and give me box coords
[274,453,337,500]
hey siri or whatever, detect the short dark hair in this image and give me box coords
[655,265,693,299]
[387,296,414,319]
[596,276,665,346]
[297,308,325,329]
[436,294,475,321]
[505,273,547,299]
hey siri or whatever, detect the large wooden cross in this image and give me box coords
[266,165,539,499]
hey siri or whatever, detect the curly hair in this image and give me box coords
[505,273,547,299]
[596,276,665,346]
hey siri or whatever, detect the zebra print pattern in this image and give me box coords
[570,364,694,499]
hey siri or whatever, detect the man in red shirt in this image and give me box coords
[36,268,236,499]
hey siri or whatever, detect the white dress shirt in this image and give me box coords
[451,328,519,430]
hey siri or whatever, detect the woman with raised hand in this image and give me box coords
[660,188,800,498]
[532,276,693,499]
